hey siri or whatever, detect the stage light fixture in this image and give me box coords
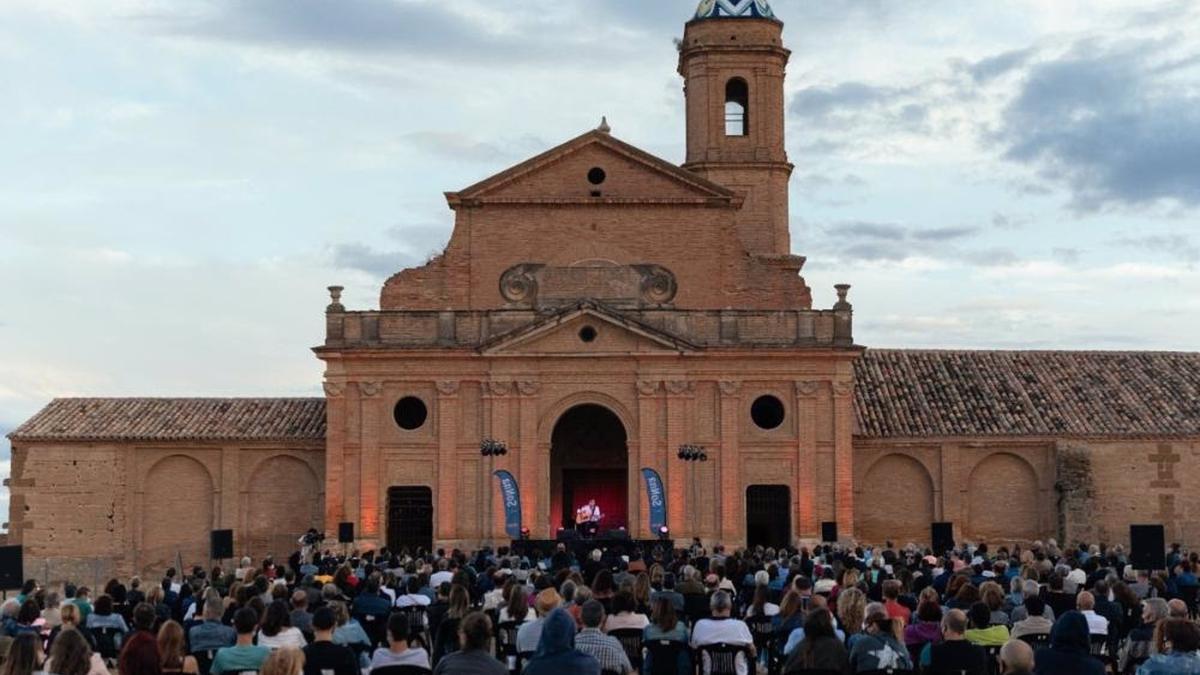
[480,438,508,456]
[657,525,670,540]
[676,444,708,462]
[519,527,530,540]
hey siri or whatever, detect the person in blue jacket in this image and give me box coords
[1033,610,1104,675]
[522,608,600,675]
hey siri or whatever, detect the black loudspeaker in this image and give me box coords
[606,529,630,540]
[0,546,23,591]
[338,522,355,544]
[931,522,955,553]
[210,530,233,560]
[821,522,838,543]
[1130,524,1166,570]
[557,528,578,541]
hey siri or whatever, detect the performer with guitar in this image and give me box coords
[576,499,602,538]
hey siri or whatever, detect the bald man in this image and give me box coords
[1168,598,1190,619]
[999,639,1034,675]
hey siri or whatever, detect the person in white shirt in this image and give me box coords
[395,577,432,608]
[1076,591,1109,635]
[429,560,454,589]
[690,591,755,675]
[498,586,535,625]
[603,590,649,633]
[257,600,307,650]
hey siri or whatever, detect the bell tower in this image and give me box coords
[679,0,794,259]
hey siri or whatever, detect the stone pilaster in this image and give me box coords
[832,380,855,537]
[517,381,542,537]
[718,380,742,542]
[436,380,460,540]
[323,381,346,537]
[637,380,661,539]
[485,380,514,541]
[795,380,820,539]
[665,380,693,537]
[358,381,382,541]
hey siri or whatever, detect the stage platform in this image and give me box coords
[509,537,674,559]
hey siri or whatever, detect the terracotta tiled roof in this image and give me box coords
[854,350,1200,439]
[8,398,326,443]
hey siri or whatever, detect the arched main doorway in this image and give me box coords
[550,404,628,533]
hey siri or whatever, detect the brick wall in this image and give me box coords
[9,440,323,581]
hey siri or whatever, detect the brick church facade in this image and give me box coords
[8,1,1200,577]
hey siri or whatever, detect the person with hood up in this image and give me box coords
[1033,610,1105,675]
[522,608,599,675]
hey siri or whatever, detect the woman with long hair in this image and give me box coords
[259,647,304,675]
[155,621,198,675]
[431,586,470,666]
[837,588,867,644]
[256,601,305,650]
[46,627,106,675]
[498,585,531,624]
[632,572,653,615]
[642,598,689,675]
[783,609,848,674]
[2,633,45,675]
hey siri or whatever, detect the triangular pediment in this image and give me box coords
[481,304,697,356]
[446,130,740,207]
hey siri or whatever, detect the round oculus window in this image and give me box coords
[579,325,598,343]
[587,167,607,185]
[750,394,785,430]
[394,396,428,430]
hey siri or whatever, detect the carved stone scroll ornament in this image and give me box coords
[516,381,541,396]
[436,380,460,396]
[719,381,742,396]
[357,381,382,398]
[637,380,660,396]
[833,381,855,397]
[323,382,345,398]
[794,380,820,398]
[633,264,679,305]
[499,264,544,304]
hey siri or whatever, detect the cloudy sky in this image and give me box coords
[2,0,1199,519]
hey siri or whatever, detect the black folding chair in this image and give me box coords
[983,645,1002,675]
[494,620,522,674]
[354,609,389,649]
[91,626,123,661]
[683,594,711,625]
[697,642,752,675]
[191,648,217,675]
[745,614,778,674]
[369,666,432,675]
[1017,632,1051,651]
[643,639,689,675]
[608,628,645,671]
[397,605,430,650]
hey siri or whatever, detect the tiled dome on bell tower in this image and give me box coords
[693,0,777,20]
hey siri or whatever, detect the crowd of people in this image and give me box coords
[3,537,1200,675]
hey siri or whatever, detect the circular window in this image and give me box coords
[579,325,598,343]
[587,167,607,185]
[394,396,428,430]
[750,395,785,430]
